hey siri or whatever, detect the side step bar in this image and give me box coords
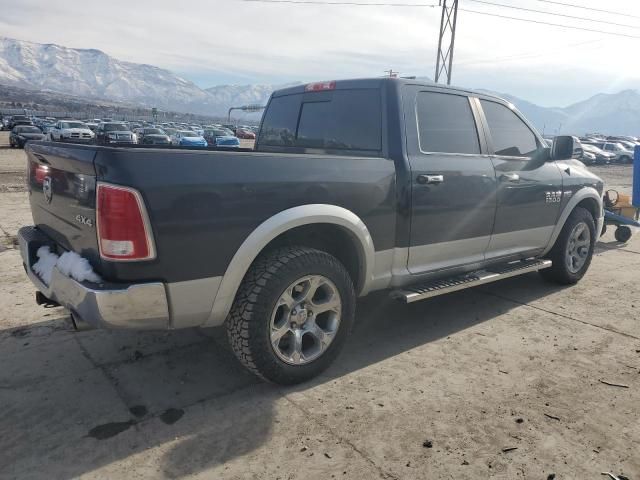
[392,259,552,304]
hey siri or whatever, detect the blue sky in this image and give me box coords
[1,0,639,107]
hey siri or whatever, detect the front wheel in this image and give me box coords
[540,207,596,284]
[227,246,356,385]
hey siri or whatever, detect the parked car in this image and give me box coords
[12,120,34,128]
[236,128,256,139]
[585,141,634,163]
[173,130,208,147]
[582,143,615,165]
[20,78,604,384]
[134,128,171,146]
[618,140,639,153]
[49,121,94,143]
[203,128,240,148]
[95,122,136,145]
[9,125,46,148]
[7,115,30,129]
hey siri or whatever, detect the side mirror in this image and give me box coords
[551,135,581,160]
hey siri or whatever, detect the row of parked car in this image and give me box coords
[2,114,259,149]
[543,134,639,165]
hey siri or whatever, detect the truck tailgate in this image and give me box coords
[26,143,100,266]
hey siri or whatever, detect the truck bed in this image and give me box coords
[26,142,397,284]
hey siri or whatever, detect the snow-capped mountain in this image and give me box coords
[0,37,215,114]
[484,89,640,136]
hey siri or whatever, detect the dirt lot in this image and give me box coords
[1,132,639,479]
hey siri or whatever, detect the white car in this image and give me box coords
[49,120,95,144]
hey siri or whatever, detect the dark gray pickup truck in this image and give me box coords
[19,78,604,384]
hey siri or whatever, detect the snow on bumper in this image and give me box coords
[18,226,169,329]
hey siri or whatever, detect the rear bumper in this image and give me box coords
[18,226,170,330]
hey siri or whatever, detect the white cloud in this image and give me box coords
[1,0,639,105]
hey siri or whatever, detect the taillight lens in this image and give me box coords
[30,162,49,184]
[96,183,156,261]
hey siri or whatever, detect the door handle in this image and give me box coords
[417,174,444,185]
[499,173,520,183]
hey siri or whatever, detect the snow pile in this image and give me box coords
[32,246,102,285]
[32,246,59,285]
[56,251,102,283]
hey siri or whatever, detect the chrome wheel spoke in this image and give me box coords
[279,288,296,309]
[290,330,304,364]
[310,296,341,314]
[306,321,334,348]
[270,323,290,348]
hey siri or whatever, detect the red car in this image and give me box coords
[236,128,256,139]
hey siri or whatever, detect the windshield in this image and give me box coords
[17,126,41,134]
[145,128,164,135]
[61,122,86,129]
[180,131,198,137]
[104,124,129,132]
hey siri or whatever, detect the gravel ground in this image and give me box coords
[1,132,639,480]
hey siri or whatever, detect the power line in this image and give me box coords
[455,38,603,66]
[459,7,640,39]
[237,0,640,39]
[467,0,640,30]
[240,0,437,6]
[529,0,640,20]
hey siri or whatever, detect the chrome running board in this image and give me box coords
[391,259,552,304]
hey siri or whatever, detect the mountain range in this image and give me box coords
[0,37,638,135]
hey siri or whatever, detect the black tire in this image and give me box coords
[615,226,632,243]
[540,206,596,285]
[226,246,356,385]
[620,156,632,164]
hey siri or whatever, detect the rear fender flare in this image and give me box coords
[204,204,375,326]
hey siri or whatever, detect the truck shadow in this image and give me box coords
[2,274,568,478]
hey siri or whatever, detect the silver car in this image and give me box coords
[586,141,634,164]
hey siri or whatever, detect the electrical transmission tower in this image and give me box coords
[434,0,459,85]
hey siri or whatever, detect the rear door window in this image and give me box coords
[259,89,382,154]
[480,99,539,157]
[416,91,480,154]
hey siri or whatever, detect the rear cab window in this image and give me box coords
[258,87,383,156]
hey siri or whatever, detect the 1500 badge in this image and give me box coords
[545,191,563,203]
[75,215,94,227]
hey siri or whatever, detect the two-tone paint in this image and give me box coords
[23,78,604,331]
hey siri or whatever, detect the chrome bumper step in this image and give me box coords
[391,259,552,304]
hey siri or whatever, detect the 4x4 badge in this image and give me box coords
[42,177,53,204]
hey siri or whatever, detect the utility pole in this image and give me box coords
[434,0,459,85]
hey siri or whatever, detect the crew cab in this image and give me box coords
[19,78,604,384]
[49,120,95,143]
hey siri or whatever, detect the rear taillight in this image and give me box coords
[30,162,49,184]
[96,183,156,261]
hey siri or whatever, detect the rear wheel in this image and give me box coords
[227,246,355,384]
[540,207,596,284]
